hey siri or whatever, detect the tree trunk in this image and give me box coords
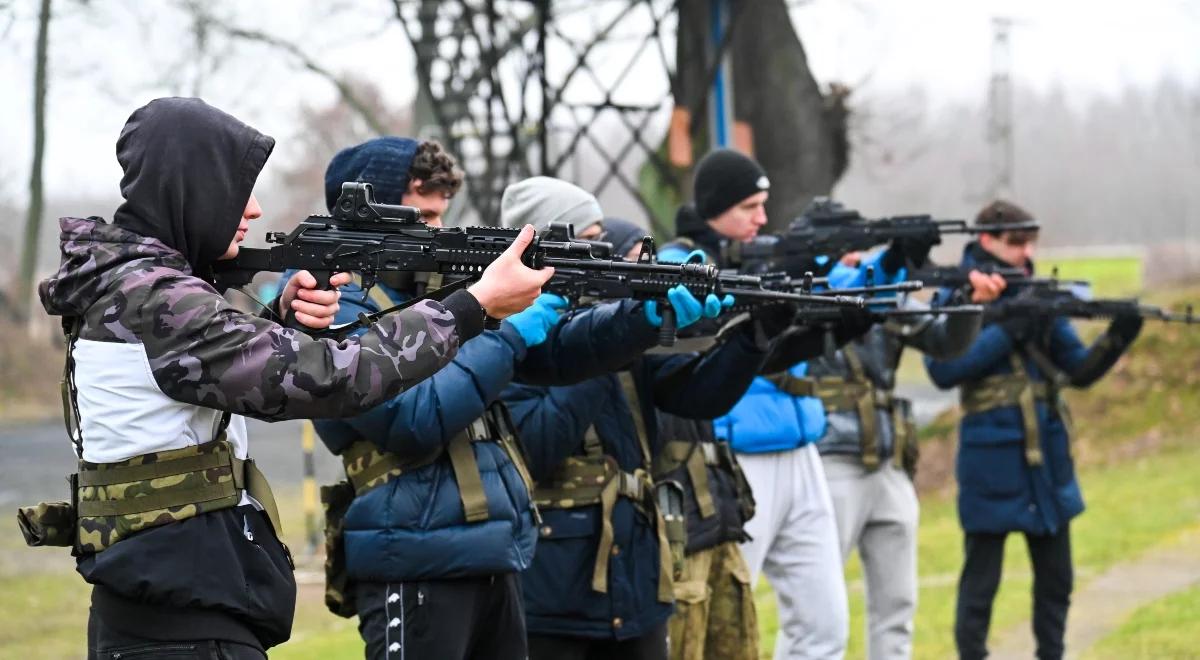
[18,0,51,323]
[645,0,848,235]
[729,0,847,232]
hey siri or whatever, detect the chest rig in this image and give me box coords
[767,346,917,472]
[17,317,282,555]
[960,346,1073,466]
[530,371,679,604]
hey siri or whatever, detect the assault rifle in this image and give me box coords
[911,265,1088,290]
[730,198,1039,277]
[211,183,864,345]
[983,288,1198,325]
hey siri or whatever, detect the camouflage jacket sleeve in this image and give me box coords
[137,273,481,421]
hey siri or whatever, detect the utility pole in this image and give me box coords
[986,16,1015,201]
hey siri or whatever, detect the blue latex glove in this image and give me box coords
[505,293,568,347]
[644,286,734,329]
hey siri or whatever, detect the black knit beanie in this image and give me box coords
[693,149,770,220]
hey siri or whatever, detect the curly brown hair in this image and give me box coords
[409,141,464,197]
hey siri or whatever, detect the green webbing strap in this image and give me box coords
[590,472,621,594]
[76,450,231,487]
[582,426,604,460]
[764,372,817,397]
[685,444,716,518]
[1009,352,1044,466]
[843,349,880,469]
[616,371,654,469]
[366,284,396,314]
[891,405,909,471]
[447,433,490,523]
[76,482,236,517]
[240,458,284,536]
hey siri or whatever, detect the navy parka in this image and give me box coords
[503,325,769,641]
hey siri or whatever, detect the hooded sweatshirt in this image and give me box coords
[38,97,482,648]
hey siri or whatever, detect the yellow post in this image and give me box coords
[302,420,319,555]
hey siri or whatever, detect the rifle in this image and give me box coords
[212,183,863,345]
[911,265,1088,290]
[729,198,1039,277]
[983,288,1198,324]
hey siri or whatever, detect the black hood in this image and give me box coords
[674,203,726,258]
[112,97,275,276]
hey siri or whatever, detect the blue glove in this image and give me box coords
[644,286,735,329]
[505,293,568,347]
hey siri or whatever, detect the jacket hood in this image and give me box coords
[112,97,274,277]
[39,216,191,317]
[674,203,725,257]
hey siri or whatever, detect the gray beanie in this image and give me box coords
[500,176,603,232]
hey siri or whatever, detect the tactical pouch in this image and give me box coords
[893,398,920,478]
[655,480,687,580]
[17,499,77,548]
[320,479,357,618]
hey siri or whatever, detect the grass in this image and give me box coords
[1085,583,1200,659]
[752,441,1200,659]
[1039,255,1143,298]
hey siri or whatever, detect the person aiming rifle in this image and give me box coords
[18,98,550,659]
[924,199,1146,660]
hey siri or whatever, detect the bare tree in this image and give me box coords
[17,0,52,322]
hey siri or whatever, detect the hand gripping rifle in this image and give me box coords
[211,183,862,344]
[728,198,1039,277]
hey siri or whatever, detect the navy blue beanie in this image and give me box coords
[324,137,420,212]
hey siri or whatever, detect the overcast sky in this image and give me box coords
[1,0,1197,205]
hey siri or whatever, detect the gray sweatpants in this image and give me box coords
[738,444,848,660]
[822,455,919,660]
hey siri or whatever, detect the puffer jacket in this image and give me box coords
[314,281,660,582]
[925,243,1129,535]
[503,324,769,641]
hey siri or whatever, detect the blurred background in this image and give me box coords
[1,1,1198,658]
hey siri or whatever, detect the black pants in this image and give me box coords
[87,611,265,660]
[527,624,669,660]
[955,526,1073,660]
[356,573,526,660]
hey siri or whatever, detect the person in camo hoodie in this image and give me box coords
[36,97,549,659]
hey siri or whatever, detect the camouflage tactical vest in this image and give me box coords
[768,347,918,473]
[530,371,680,604]
[960,348,1072,466]
[320,402,536,618]
[17,317,282,555]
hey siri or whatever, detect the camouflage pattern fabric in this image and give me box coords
[17,501,76,547]
[38,217,462,422]
[74,440,241,553]
[668,541,758,660]
[320,480,358,618]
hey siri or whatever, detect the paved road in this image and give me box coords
[0,418,345,508]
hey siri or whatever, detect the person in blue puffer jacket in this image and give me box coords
[310,141,676,660]
[924,200,1144,660]
[502,216,781,660]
